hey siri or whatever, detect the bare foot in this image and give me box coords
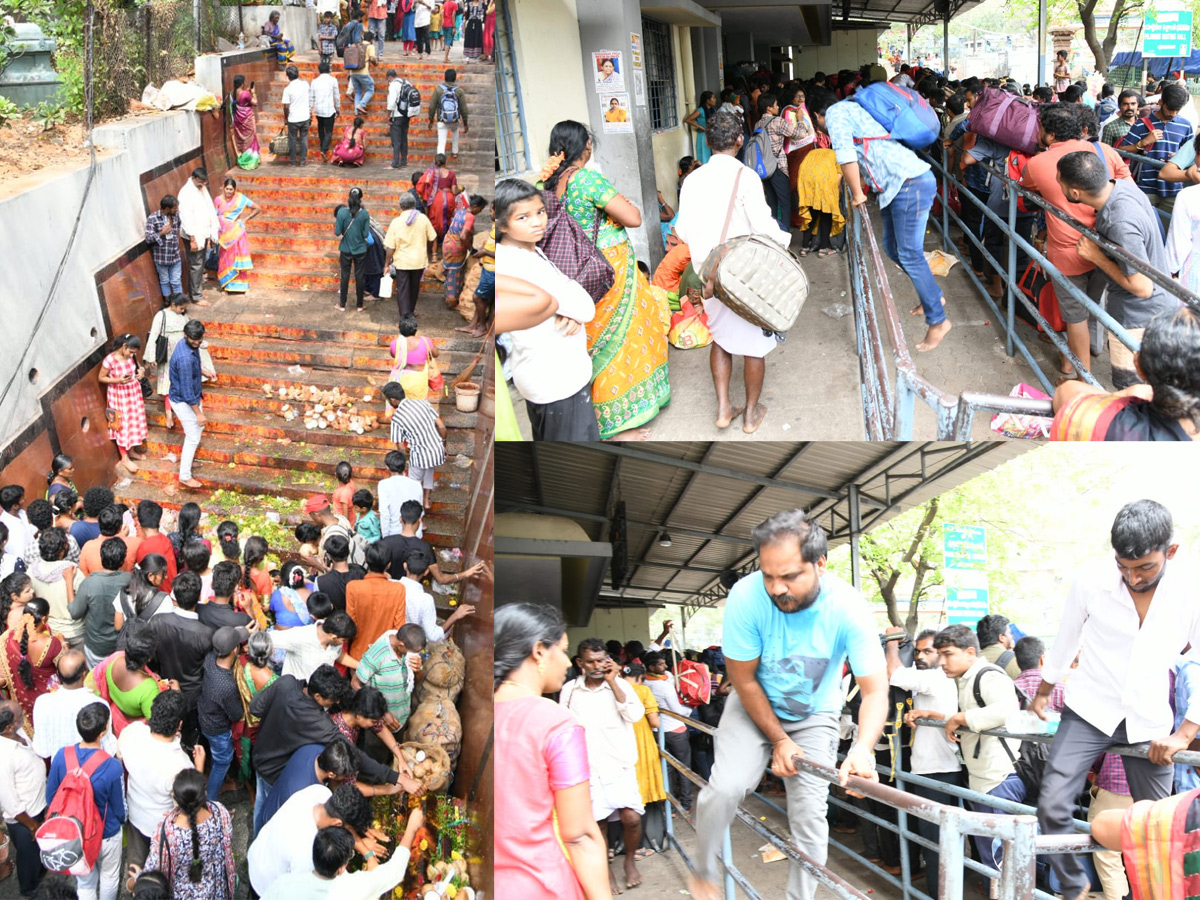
[192,299,212,308]
[743,404,768,434]
[910,297,947,317]
[610,871,624,895]
[916,320,953,352]
[688,875,720,900]
[625,859,642,889]
[118,459,139,474]
[179,478,203,490]
[454,324,478,334]
[715,405,745,429]
[128,448,147,460]
[606,427,653,441]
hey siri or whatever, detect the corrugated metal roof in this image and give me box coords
[496,441,1032,606]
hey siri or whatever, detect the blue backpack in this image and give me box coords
[744,125,777,178]
[851,81,940,151]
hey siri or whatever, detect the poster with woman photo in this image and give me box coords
[601,93,632,133]
[592,51,625,92]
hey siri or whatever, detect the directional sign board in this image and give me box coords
[946,586,990,625]
[943,524,987,571]
[1145,11,1193,58]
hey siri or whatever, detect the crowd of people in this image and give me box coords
[0,447,483,899]
[496,500,1200,900]
[495,54,1200,442]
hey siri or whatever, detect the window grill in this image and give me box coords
[496,0,531,175]
[642,17,678,131]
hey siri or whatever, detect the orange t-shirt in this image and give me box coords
[79,534,141,577]
[332,481,358,528]
[345,572,405,659]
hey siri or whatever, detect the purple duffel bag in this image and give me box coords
[967,86,1042,156]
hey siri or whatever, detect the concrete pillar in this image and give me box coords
[691,26,722,95]
[575,0,662,267]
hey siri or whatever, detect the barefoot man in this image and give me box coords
[1031,499,1200,900]
[689,508,888,900]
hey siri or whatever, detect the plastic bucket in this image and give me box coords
[454,382,480,413]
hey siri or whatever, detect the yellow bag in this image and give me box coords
[668,298,712,349]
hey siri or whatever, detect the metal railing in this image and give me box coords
[655,708,1200,900]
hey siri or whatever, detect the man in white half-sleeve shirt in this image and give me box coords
[1031,499,1199,900]
[887,626,962,900]
[674,108,790,436]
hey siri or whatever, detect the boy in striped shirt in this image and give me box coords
[381,381,446,510]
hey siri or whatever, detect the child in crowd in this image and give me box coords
[331,461,358,526]
[381,381,446,509]
[294,522,321,560]
[430,4,442,51]
[318,11,339,65]
[353,488,382,542]
[407,172,426,214]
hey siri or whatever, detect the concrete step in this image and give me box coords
[205,332,393,370]
[195,319,481,353]
[240,267,446,294]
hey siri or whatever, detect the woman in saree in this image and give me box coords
[332,116,368,167]
[233,631,277,794]
[227,75,260,170]
[213,176,261,293]
[681,92,716,165]
[544,121,670,440]
[0,598,65,735]
[781,84,816,228]
[1090,785,1200,900]
[462,0,485,60]
[388,313,439,401]
[443,192,486,310]
[261,11,295,66]
[417,154,458,245]
[86,621,165,737]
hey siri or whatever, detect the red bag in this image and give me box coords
[675,659,712,708]
[967,86,1041,156]
[36,746,110,876]
[1017,260,1063,333]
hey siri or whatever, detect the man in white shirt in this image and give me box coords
[1031,500,1196,900]
[310,59,341,163]
[888,627,963,899]
[281,64,312,167]
[175,167,219,307]
[891,64,915,88]
[673,109,790,436]
[270,612,358,680]
[413,0,433,56]
[248,782,382,895]
[117,690,198,870]
[0,700,48,896]
[399,548,473,642]
[559,639,646,891]
[0,486,32,579]
[643,651,694,810]
[32,649,117,760]
[379,450,424,538]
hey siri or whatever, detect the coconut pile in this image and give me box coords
[262,382,386,435]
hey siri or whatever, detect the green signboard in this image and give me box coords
[943,523,987,570]
[1145,10,1193,59]
[946,586,990,625]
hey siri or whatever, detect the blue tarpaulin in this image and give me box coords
[1110,50,1200,76]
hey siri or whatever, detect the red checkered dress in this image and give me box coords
[103,352,148,451]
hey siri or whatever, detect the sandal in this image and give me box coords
[633,848,656,860]
[818,248,837,258]
[798,247,811,257]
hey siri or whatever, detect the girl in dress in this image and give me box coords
[99,334,149,475]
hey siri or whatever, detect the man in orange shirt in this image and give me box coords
[78,506,140,577]
[1020,103,1131,383]
[344,541,406,660]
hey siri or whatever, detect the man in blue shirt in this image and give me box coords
[1118,82,1195,226]
[47,702,126,900]
[259,738,368,827]
[690,509,887,900]
[168,319,207,489]
[808,86,951,353]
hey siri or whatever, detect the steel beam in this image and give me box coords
[495,501,756,546]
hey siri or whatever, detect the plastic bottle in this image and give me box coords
[238,31,245,49]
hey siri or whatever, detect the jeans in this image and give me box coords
[76,832,122,900]
[369,16,386,57]
[761,168,791,229]
[695,693,838,900]
[437,120,459,155]
[203,729,234,802]
[316,114,337,154]
[287,120,309,165]
[172,400,204,481]
[9,813,44,896]
[880,170,944,326]
[351,73,375,111]
[253,772,274,837]
[340,251,367,308]
[393,266,424,318]
[155,259,182,300]
[969,772,1027,875]
[415,24,430,54]
[182,239,207,303]
[390,115,410,167]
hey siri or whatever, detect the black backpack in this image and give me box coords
[335,22,356,57]
[971,664,1050,805]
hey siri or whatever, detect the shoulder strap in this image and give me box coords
[120,590,135,621]
[718,168,744,246]
[970,664,1021,761]
[142,590,167,620]
[78,747,110,777]
[996,648,1015,671]
[1092,141,1112,180]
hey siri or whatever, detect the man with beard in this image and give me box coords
[559,639,646,892]
[1031,499,1199,900]
[887,627,962,899]
[689,509,887,900]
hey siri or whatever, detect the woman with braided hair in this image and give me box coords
[137,768,236,900]
[1053,305,1200,440]
[0,597,64,733]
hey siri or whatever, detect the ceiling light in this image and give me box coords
[659,531,673,547]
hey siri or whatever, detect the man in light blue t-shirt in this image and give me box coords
[690,509,888,900]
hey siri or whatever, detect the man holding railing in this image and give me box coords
[1029,499,1199,900]
[688,509,887,900]
[1117,82,1194,228]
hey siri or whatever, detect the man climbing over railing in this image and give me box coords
[1028,500,1200,900]
[688,508,886,900]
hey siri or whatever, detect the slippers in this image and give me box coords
[633,848,656,860]
[1055,372,1079,387]
[818,248,837,258]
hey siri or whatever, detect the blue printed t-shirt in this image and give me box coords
[825,100,930,209]
[1121,112,1195,196]
[722,571,885,721]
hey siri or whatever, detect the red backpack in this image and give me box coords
[675,658,713,708]
[36,746,110,876]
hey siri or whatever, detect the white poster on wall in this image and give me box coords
[601,93,633,133]
[592,50,626,92]
[633,69,647,106]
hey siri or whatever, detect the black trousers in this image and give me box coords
[415,24,430,54]
[9,814,45,895]
[287,120,309,164]
[393,266,425,318]
[960,185,990,273]
[390,116,410,167]
[663,729,693,810]
[316,114,337,154]
[340,251,367,308]
[808,211,833,251]
[761,168,791,229]
[527,385,601,441]
[907,770,964,899]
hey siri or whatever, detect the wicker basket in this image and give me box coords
[399,741,452,792]
[269,129,290,156]
[700,234,810,332]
